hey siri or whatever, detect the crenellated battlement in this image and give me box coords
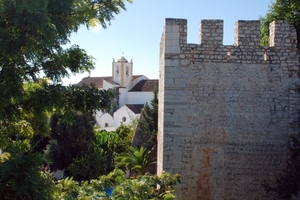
[158,18,300,200]
[234,20,261,47]
[162,18,298,63]
[200,20,223,46]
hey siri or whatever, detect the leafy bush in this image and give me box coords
[53,169,180,200]
[0,150,55,200]
[115,146,156,175]
[45,113,95,172]
[111,171,180,200]
[46,123,134,181]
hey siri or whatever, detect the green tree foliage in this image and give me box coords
[65,129,117,181]
[111,124,135,154]
[66,144,111,182]
[260,0,300,47]
[112,171,180,200]
[0,0,131,198]
[0,0,131,149]
[47,124,134,181]
[0,149,55,200]
[137,88,158,148]
[53,169,180,200]
[45,113,95,172]
[263,135,300,199]
[115,146,156,175]
[73,125,134,179]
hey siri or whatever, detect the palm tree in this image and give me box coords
[115,146,156,175]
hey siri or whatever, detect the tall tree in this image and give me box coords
[45,113,95,172]
[0,0,131,198]
[260,0,300,48]
[133,88,158,149]
[0,0,131,149]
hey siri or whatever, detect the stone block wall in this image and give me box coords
[158,18,300,200]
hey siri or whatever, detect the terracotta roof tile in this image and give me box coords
[125,104,144,114]
[132,75,144,79]
[76,75,145,89]
[129,80,158,92]
[104,79,120,85]
[76,76,112,88]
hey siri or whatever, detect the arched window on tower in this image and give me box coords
[126,66,129,77]
[116,66,119,76]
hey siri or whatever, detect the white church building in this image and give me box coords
[77,56,158,131]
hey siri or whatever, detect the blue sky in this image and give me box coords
[63,0,272,85]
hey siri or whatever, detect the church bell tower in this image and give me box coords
[112,56,133,89]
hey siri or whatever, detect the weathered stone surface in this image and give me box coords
[158,18,300,200]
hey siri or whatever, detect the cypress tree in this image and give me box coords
[137,88,158,149]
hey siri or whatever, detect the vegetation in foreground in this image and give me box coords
[0,0,180,199]
[54,169,180,200]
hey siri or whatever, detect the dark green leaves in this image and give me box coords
[0,150,55,200]
[135,88,158,148]
[22,83,116,119]
[261,0,300,47]
[0,0,131,198]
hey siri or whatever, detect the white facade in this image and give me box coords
[127,91,154,105]
[103,79,118,90]
[98,113,114,128]
[113,105,141,127]
[118,87,128,108]
[95,105,141,131]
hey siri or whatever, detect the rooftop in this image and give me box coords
[129,80,158,92]
[76,75,146,89]
[126,104,144,114]
[76,76,111,88]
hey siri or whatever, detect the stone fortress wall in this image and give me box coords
[157,18,300,199]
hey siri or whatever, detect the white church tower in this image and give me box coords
[111,56,133,108]
[112,56,133,89]
[77,55,157,131]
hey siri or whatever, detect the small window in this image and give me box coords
[122,117,126,122]
[105,123,109,127]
